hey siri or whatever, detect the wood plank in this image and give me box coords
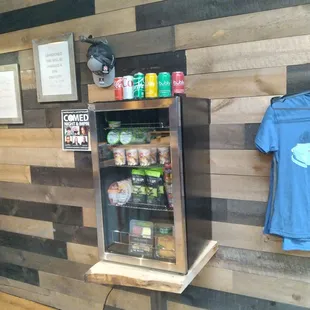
[0,215,54,239]
[20,70,36,90]
[0,51,18,65]
[67,243,99,265]
[0,0,54,14]
[210,124,245,149]
[0,292,54,310]
[211,96,272,124]
[88,84,114,103]
[187,35,310,75]
[0,8,136,54]
[0,164,31,183]
[18,49,34,70]
[8,109,47,128]
[176,5,310,50]
[185,68,287,99]
[0,129,61,148]
[0,148,74,167]
[83,208,97,228]
[0,182,95,208]
[96,0,162,14]
[0,125,8,129]
[0,198,83,226]
[287,63,310,95]
[0,277,103,310]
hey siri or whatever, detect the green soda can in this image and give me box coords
[158,72,172,98]
[133,72,145,99]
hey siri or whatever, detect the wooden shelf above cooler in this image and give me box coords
[84,240,218,294]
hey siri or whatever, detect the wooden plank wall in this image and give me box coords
[0,0,310,309]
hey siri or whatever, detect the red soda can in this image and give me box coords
[172,71,185,95]
[114,77,123,100]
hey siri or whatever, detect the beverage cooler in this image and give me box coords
[88,96,211,275]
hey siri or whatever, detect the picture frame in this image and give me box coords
[0,64,23,124]
[32,32,78,103]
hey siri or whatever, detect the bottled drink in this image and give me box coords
[145,73,158,98]
[133,72,145,99]
[172,71,185,95]
[158,72,172,98]
[114,77,123,100]
[123,75,134,100]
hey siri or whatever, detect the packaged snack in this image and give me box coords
[146,170,161,205]
[120,131,134,145]
[139,148,151,166]
[165,183,173,209]
[108,121,121,129]
[133,129,149,144]
[155,223,175,260]
[158,147,170,164]
[126,148,139,166]
[98,143,113,162]
[113,148,126,166]
[150,168,166,205]
[107,130,120,145]
[131,169,147,204]
[164,163,172,184]
[150,147,157,165]
[108,179,132,206]
[129,220,154,258]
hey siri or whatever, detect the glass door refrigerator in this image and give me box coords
[89,96,211,275]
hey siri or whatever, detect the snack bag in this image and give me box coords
[146,170,161,205]
[131,169,147,204]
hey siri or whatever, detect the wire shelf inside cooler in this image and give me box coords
[108,202,173,212]
[104,122,169,131]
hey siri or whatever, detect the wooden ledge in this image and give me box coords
[84,240,218,294]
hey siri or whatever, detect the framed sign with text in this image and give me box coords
[0,64,23,124]
[32,33,78,103]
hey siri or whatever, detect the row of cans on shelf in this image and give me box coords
[114,71,185,100]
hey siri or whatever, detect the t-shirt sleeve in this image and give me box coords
[255,106,278,153]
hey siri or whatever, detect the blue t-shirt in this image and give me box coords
[255,92,310,243]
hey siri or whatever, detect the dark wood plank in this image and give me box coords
[0,198,83,226]
[287,63,310,95]
[74,152,93,172]
[0,51,18,65]
[53,223,97,246]
[0,231,67,259]
[136,0,310,30]
[8,109,47,128]
[210,124,245,149]
[30,167,93,189]
[0,0,54,14]
[0,0,94,34]
[0,263,39,286]
[245,123,261,150]
[115,50,186,76]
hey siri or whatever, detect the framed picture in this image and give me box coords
[0,64,23,124]
[32,33,78,103]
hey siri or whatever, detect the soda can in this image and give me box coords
[158,72,172,98]
[123,75,134,100]
[172,71,185,95]
[145,73,158,98]
[133,72,145,99]
[114,77,123,100]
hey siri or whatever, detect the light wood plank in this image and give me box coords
[20,70,36,90]
[185,68,286,99]
[0,292,54,310]
[0,215,54,239]
[0,125,8,129]
[18,49,34,70]
[0,182,95,208]
[211,96,272,124]
[187,34,310,75]
[88,84,114,103]
[0,0,53,13]
[0,147,75,167]
[96,0,162,14]
[0,129,61,148]
[0,164,31,183]
[67,243,99,265]
[83,208,97,228]
[0,8,136,55]
[176,5,310,50]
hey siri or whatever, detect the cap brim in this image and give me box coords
[92,67,115,88]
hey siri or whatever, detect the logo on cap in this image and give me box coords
[103,65,109,74]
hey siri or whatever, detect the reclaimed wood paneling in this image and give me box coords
[187,35,310,75]
[20,69,36,90]
[244,123,261,150]
[136,0,310,30]
[0,51,18,65]
[175,5,310,50]
[0,0,94,34]
[0,147,75,167]
[211,96,272,124]
[96,0,162,14]
[0,215,54,239]
[88,84,114,103]
[0,182,95,208]
[0,232,67,259]
[287,63,310,95]
[0,0,54,14]
[0,8,136,55]
[0,164,31,183]
[8,109,47,128]
[0,263,39,286]
[0,199,83,226]
[67,243,99,265]
[185,68,287,99]
[83,208,97,228]
[210,124,245,149]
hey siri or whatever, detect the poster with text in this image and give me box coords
[62,109,90,152]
